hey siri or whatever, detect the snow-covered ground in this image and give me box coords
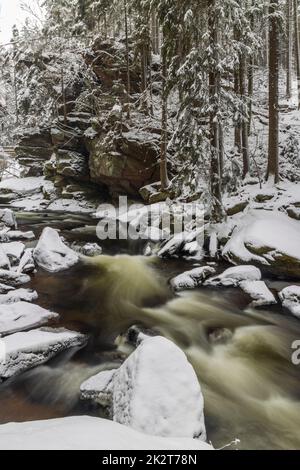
[0,416,213,450]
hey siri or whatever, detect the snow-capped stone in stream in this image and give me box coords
[170,266,216,292]
[16,248,35,274]
[240,281,277,307]
[0,284,15,294]
[279,286,300,318]
[33,227,79,272]
[2,242,25,265]
[81,243,102,257]
[0,269,30,286]
[205,265,261,287]
[0,302,58,336]
[81,335,206,441]
[0,416,213,451]
[0,288,38,305]
[0,328,86,381]
[0,246,10,270]
[0,209,17,229]
[2,230,35,241]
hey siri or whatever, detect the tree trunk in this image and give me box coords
[294,0,300,108]
[267,0,280,183]
[208,0,223,223]
[286,0,293,98]
[239,53,250,177]
[124,0,131,119]
[160,44,170,191]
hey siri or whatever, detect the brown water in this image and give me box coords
[1,211,300,450]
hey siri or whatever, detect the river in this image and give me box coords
[0,210,300,450]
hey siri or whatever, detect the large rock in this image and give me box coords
[279,286,300,318]
[81,335,206,441]
[55,149,90,182]
[0,328,86,381]
[222,210,300,278]
[88,130,160,196]
[205,265,262,287]
[33,227,79,273]
[0,301,58,336]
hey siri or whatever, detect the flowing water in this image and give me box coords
[1,210,300,450]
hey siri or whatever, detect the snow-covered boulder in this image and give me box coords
[0,209,17,229]
[2,242,25,265]
[0,269,30,287]
[279,286,300,318]
[0,177,45,196]
[81,335,206,441]
[240,281,277,307]
[33,227,79,272]
[0,288,38,305]
[1,230,35,241]
[0,328,86,381]
[205,265,261,287]
[0,284,15,294]
[0,416,213,450]
[0,302,58,336]
[81,243,102,257]
[222,210,300,278]
[0,246,10,270]
[17,248,35,274]
[170,266,216,292]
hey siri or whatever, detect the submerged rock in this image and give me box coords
[81,335,206,441]
[279,286,300,318]
[81,243,102,257]
[33,227,79,272]
[205,265,261,287]
[0,328,86,381]
[170,266,216,292]
[0,302,58,336]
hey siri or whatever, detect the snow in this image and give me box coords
[222,210,300,267]
[0,177,45,194]
[0,269,30,286]
[81,335,206,441]
[170,266,216,291]
[0,302,58,336]
[0,288,38,305]
[2,242,25,263]
[33,227,79,272]
[0,328,86,380]
[240,281,277,307]
[0,209,17,228]
[279,286,300,318]
[0,246,10,270]
[16,248,35,274]
[0,416,213,450]
[81,369,116,406]
[1,230,35,241]
[205,265,262,287]
[47,198,97,214]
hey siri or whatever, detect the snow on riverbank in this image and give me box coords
[0,416,213,450]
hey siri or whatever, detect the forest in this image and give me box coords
[0,0,300,452]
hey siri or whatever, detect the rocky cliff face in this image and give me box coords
[15,38,163,201]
